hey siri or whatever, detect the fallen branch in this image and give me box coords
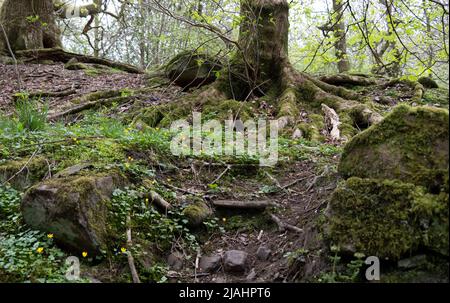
[212,200,277,209]
[15,48,143,74]
[126,215,141,283]
[22,88,77,99]
[145,190,172,212]
[269,214,303,233]
[48,95,134,121]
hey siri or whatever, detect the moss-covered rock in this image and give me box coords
[21,173,126,255]
[165,51,221,89]
[325,177,448,260]
[418,77,439,89]
[0,157,48,190]
[339,105,449,193]
[182,200,213,227]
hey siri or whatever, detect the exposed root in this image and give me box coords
[319,74,379,87]
[212,200,277,209]
[15,48,143,74]
[269,214,304,233]
[378,78,425,103]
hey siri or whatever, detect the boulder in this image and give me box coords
[325,177,448,259]
[339,105,449,193]
[167,251,184,271]
[165,51,222,89]
[256,245,272,261]
[223,250,248,273]
[21,173,126,255]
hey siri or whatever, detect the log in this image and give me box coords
[269,214,303,233]
[15,48,143,74]
[145,190,172,212]
[212,200,276,209]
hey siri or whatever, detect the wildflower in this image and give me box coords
[121,247,127,253]
[36,247,44,254]
[82,251,88,258]
[47,233,54,239]
[222,218,227,223]
[145,198,149,203]
[167,178,172,182]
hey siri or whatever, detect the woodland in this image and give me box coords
[0,0,448,283]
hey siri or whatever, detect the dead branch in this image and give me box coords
[269,214,303,233]
[126,215,141,283]
[145,190,172,212]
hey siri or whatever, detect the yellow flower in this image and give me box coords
[167,178,172,182]
[82,251,88,258]
[72,137,78,142]
[47,233,54,239]
[222,218,227,223]
[36,247,44,254]
[145,198,149,203]
[121,247,127,253]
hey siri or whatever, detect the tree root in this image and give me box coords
[212,200,277,209]
[319,74,379,87]
[378,78,425,103]
[15,48,143,74]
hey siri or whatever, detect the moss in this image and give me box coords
[202,99,253,122]
[277,88,299,118]
[21,172,126,255]
[326,177,448,260]
[182,201,213,227]
[296,114,325,142]
[418,77,439,89]
[0,156,48,190]
[339,105,449,192]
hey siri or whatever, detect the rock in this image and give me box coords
[182,200,213,227]
[167,251,184,270]
[246,268,256,281]
[325,177,448,259]
[398,255,428,269]
[165,51,221,89]
[0,156,48,190]
[223,250,248,273]
[198,255,222,272]
[339,105,449,193]
[418,77,439,89]
[256,245,271,261]
[21,173,125,255]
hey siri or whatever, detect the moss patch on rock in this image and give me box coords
[338,105,449,193]
[326,177,448,260]
[0,156,48,190]
[182,200,213,227]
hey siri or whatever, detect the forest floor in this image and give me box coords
[0,62,448,283]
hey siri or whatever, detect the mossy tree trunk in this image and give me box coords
[215,0,381,132]
[332,0,350,73]
[0,0,61,53]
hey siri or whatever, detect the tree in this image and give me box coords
[211,0,380,129]
[0,0,102,54]
[332,0,350,73]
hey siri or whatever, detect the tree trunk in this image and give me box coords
[0,0,61,54]
[332,0,350,73]
[224,0,290,99]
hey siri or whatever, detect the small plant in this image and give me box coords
[14,95,48,131]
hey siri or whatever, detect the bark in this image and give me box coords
[332,0,350,73]
[0,0,61,53]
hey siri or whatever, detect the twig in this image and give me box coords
[126,215,141,283]
[210,165,231,185]
[1,149,39,186]
[212,200,277,209]
[269,214,303,234]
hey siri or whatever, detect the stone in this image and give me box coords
[246,268,256,281]
[326,177,448,259]
[167,251,184,270]
[256,245,271,261]
[418,76,439,89]
[165,51,221,89]
[198,255,222,273]
[223,250,248,273]
[21,173,125,255]
[339,105,449,193]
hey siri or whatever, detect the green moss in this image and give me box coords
[326,177,448,260]
[277,88,299,118]
[0,156,48,190]
[182,201,213,226]
[296,114,325,142]
[339,105,449,192]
